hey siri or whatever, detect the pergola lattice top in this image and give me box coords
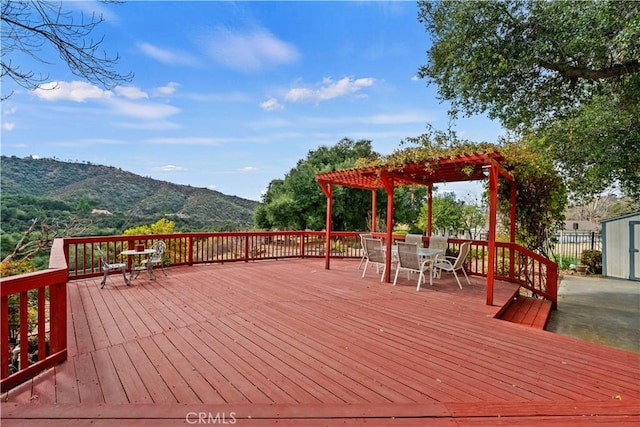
[315,151,510,190]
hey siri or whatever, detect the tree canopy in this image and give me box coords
[254,138,426,231]
[1,0,133,100]
[417,0,640,201]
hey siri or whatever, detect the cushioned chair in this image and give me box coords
[96,247,129,289]
[434,241,471,289]
[145,240,167,279]
[394,242,432,290]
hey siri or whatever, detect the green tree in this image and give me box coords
[417,192,464,236]
[256,138,379,231]
[460,203,486,240]
[417,0,640,200]
[256,139,428,231]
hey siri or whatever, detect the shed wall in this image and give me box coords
[603,213,640,279]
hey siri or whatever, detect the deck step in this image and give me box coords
[500,295,552,329]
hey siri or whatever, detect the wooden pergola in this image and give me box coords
[315,151,516,306]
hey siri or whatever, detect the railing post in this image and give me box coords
[1,295,8,379]
[244,232,250,262]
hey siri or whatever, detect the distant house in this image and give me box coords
[91,209,113,215]
[562,220,600,232]
[601,211,640,281]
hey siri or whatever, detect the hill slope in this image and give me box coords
[0,156,258,233]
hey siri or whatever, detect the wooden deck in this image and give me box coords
[2,259,639,425]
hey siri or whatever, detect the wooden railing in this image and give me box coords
[2,231,557,391]
[1,239,68,392]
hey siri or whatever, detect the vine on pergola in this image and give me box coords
[355,135,566,256]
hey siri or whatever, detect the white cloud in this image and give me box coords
[186,91,252,103]
[151,165,186,172]
[153,82,180,97]
[2,122,15,131]
[284,77,375,104]
[204,27,299,72]
[108,98,180,119]
[138,42,199,65]
[34,81,113,102]
[207,184,218,190]
[115,86,148,100]
[240,166,258,172]
[260,98,284,112]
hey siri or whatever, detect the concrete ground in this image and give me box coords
[546,275,640,353]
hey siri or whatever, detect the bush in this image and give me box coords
[580,250,602,275]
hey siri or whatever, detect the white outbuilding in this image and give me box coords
[601,211,640,281]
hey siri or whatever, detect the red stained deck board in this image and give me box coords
[135,335,200,403]
[177,326,272,404]
[91,347,128,404]
[2,401,638,426]
[73,352,103,403]
[161,327,246,404]
[2,259,639,423]
[194,320,297,404]
[500,296,553,329]
[106,344,153,404]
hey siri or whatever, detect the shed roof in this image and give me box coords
[315,151,511,190]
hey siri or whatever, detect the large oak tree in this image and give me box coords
[417,0,639,201]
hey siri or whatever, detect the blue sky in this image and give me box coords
[1,1,504,202]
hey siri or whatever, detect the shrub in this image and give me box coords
[580,250,602,275]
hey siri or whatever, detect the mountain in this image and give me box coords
[0,156,258,234]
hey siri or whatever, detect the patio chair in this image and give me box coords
[358,233,373,269]
[404,233,424,246]
[427,235,448,264]
[433,241,471,289]
[362,237,387,281]
[394,242,432,290]
[96,247,129,289]
[145,240,167,278]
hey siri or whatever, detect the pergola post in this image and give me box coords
[381,174,394,283]
[427,184,433,236]
[509,181,517,280]
[371,189,377,233]
[487,165,498,306]
[317,181,332,270]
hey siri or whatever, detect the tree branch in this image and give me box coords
[539,60,640,80]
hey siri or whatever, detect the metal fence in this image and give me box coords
[551,231,602,262]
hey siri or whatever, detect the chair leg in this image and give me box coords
[416,271,425,291]
[461,267,470,284]
[122,268,130,286]
[393,267,401,285]
[379,264,386,282]
[358,255,365,269]
[361,260,369,278]
[453,270,463,289]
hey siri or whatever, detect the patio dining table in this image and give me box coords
[121,248,156,281]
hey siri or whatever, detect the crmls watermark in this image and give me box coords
[185,412,237,424]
